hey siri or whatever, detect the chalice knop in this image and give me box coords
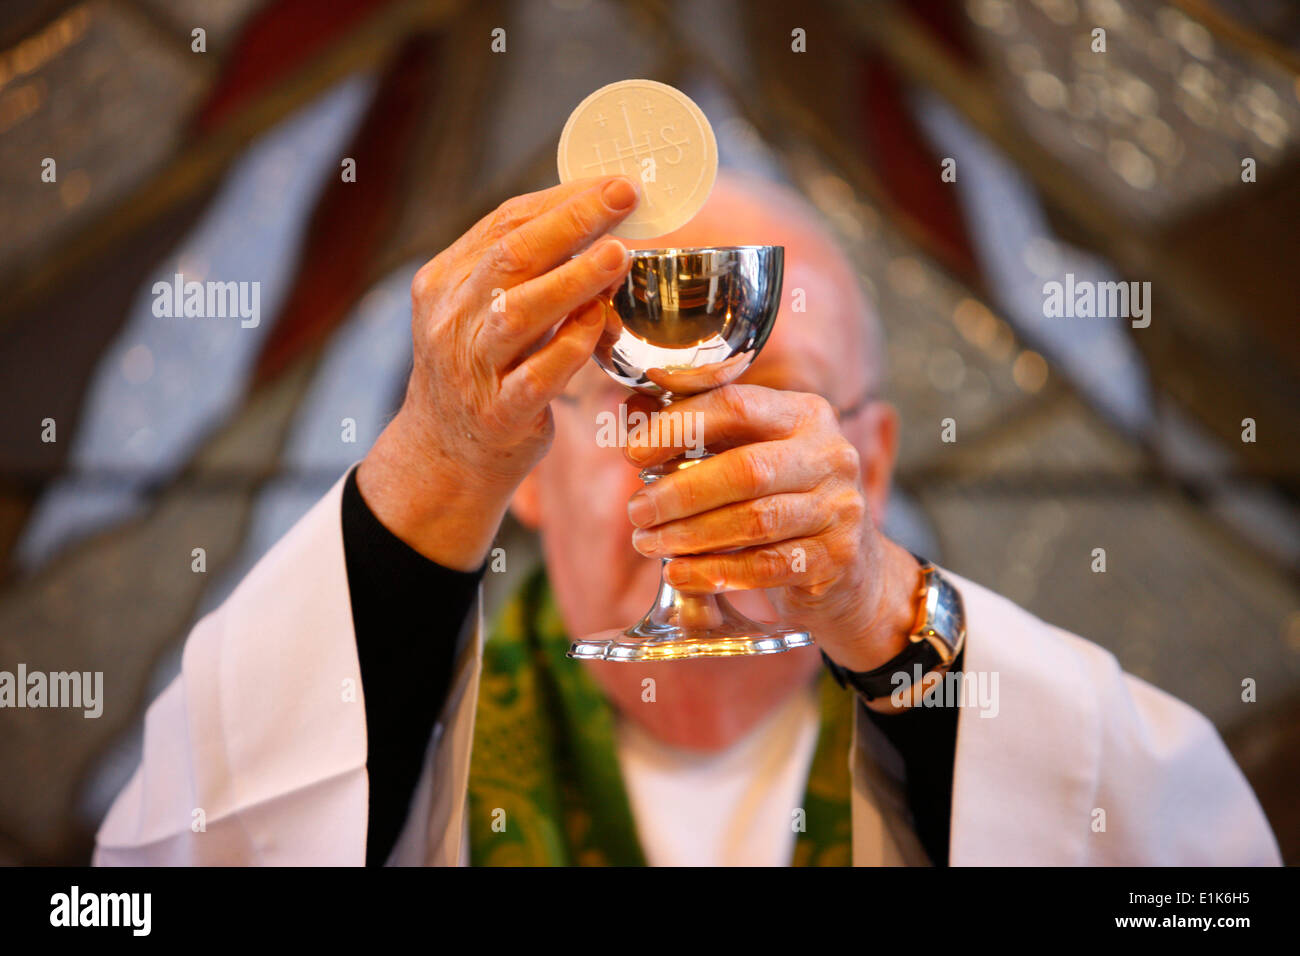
[567,246,814,662]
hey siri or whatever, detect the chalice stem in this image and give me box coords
[645,557,726,631]
[631,450,778,638]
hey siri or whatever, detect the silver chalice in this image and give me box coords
[567,246,814,662]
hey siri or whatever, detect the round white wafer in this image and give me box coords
[557,79,718,239]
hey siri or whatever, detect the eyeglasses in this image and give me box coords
[832,389,875,421]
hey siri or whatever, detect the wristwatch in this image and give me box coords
[821,555,966,702]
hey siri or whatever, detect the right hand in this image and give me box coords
[357,176,639,569]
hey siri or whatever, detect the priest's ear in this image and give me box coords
[510,468,542,530]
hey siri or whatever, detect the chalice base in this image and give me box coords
[567,574,813,662]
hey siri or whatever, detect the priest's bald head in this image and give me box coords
[509,171,899,752]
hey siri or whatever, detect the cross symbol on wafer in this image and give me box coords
[557,79,718,239]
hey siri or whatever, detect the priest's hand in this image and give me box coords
[622,384,922,676]
[358,177,638,570]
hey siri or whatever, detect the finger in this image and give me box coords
[626,385,831,468]
[480,237,629,367]
[499,300,606,412]
[663,538,832,593]
[444,179,623,267]
[623,391,660,422]
[631,493,828,558]
[642,351,751,394]
[466,177,638,294]
[626,441,831,528]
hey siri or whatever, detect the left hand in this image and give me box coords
[623,384,921,673]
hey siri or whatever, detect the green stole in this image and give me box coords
[467,568,855,866]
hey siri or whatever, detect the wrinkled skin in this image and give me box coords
[362,172,921,753]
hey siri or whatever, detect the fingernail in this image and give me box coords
[602,178,637,210]
[627,491,655,527]
[631,528,659,555]
[593,238,627,272]
[665,561,690,587]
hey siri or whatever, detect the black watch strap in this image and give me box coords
[821,640,943,701]
[822,553,961,702]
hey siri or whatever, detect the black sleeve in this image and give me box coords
[340,466,486,867]
[860,647,963,867]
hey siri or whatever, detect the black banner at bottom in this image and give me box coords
[0,865,1290,942]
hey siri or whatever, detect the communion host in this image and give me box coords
[94,172,1279,866]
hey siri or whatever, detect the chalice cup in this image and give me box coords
[567,246,815,662]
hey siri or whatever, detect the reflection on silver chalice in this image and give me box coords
[567,246,815,662]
